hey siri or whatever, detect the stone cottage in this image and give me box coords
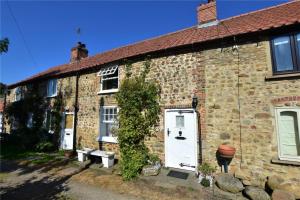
[4,0,300,182]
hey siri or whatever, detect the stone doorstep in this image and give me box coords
[140,168,201,191]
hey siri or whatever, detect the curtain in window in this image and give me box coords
[278,111,300,157]
[47,79,57,96]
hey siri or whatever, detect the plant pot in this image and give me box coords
[218,144,236,158]
[64,150,74,158]
[198,172,214,187]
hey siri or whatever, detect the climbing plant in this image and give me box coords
[116,59,160,180]
[4,84,48,149]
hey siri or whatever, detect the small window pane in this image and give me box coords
[273,36,294,72]
[47,79,57,96]
[176,116,184,128]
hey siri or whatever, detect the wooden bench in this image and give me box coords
[90,150,115,168]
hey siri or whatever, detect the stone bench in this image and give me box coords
[90,150,115,168]
[76,148,94,162]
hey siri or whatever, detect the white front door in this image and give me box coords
[61,112,74,150]
[165,109,198,171]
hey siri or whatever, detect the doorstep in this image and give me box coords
[140,168,201,190]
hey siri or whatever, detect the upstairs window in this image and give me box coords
[271,33,300,74]
[275,108,300,162]
[47,79,57,97]
[15,87,23,101]
[98,65,119,93]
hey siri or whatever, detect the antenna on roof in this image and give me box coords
[76,27,81,42]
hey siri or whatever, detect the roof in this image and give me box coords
[9,0,300,88]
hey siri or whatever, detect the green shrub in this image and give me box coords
[200,178,211,187]
[198,162,216,176]
[148,153,160,164]
[120,146,148,180]
[36,141,55,152]
[116,59,160,180]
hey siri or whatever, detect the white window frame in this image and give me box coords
[98,106,118,143]
[275,107,300,162]
[97,65,119,94]
[47,79,57,98]
[14,87,23,102]
[44,110,54,134]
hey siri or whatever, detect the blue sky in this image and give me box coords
[1,0,289,85]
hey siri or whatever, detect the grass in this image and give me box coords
[0,143,64,165]
[0,172,10,183]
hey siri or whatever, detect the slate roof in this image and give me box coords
[9,0,300,88]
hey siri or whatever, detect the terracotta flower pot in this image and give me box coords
[218,144,236,158]
[64,150,74,158]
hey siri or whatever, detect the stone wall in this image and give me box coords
[202,38,300,181]
[75,52,204,161]
[4,35,299,181]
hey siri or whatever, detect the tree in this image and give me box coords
[0,38,9,54]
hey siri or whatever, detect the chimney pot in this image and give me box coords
[70,42,88,63]
[197,0,217,25]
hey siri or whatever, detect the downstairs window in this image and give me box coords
[275,108,300,162]
[98,106,118,143]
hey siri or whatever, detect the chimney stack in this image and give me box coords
[70,42,88,63]
[197,0,217,25]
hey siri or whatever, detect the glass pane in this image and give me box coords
[297,33,300,58]
[65,114,74,129]
[273,36,294,72]
[52,80,57,95]
[102,78,118,90]
[278,111,300,157]
[176,116,184,128]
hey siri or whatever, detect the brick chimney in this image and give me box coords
[70,42,88,63]
[197,0,217,25]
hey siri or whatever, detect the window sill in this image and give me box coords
[271,158,300,166]
[97,136,118,143]
[98,89,119,95]
[46,94,57,98]
[265,73,300,81]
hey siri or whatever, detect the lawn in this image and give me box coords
[0,142,65,165]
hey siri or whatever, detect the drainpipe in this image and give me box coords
[73,72,79,151]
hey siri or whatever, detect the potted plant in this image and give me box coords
[197,162,217,187]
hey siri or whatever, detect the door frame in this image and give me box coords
[61,112,75,150]
[164,108,198,171]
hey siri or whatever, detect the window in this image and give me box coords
[99,106,118,143]
[98,65,119,93]
[275,108,300,162]
[44,110,54,134]
[27,113,33,128]
[176,116,184,128]
[15,87,23,101]
[47,79,57,97]
[271,33,300,74]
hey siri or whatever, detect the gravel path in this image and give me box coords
[66,181,139,200]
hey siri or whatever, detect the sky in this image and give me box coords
[0,0,289,85]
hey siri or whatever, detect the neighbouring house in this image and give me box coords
[3,0,300,182]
